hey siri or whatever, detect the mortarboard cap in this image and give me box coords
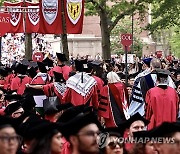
[16,63,28,75]
[0,116,17,129]
[142,58,152,67]
[0,67,8,77]
[74,59,88,72]
[37,62,47,73]
[57,106,102,140]
[173,59,178,64]
[103,127,123,137]
[4,94,22,102]
[149,122,180,138]
[56,53,68,62]
[125,112,150,128]
[90,60,103,67]
[21,94,36,111]
[4,101,23,116]
[29,61,38,69]
[27,67,37,79]
[155,68,171,76]
[43,57,54,67]
[133,130,153,143]
[53,71,66,83]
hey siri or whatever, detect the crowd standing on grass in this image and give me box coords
[0,43,179,154]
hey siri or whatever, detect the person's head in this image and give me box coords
[107,71,121,83]
[58,106,101,154]
[127,85,132,97]
[56,53,67,65]
[152,122,180,154]
[126,113,149,138]
[4,102,24,118]
[150,58,161,71]
[27,120,64,154]
[155,69,170,86]
[175,71,180,81]
[142,58,152,70]
[0,116,22,154]
[103,127,125,154]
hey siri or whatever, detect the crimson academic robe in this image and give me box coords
[49,65,72,80]
[145,86,179,130]
[43,83,65,103]
[93,75,104,93]
[98,82,129,127]
[63,86,99,108]
[31,76,49,85]
[4,74,15,90]
[11,76,32,95]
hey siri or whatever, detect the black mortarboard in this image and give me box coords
[90,60,103,67]
[4,94,22,102]
[103,127,123,137]
[124,112,150,128]
[4,101,23,116]
[37,62,47,73]
[43,97,61,115]
[74,59,88,72]
[150,122,180,138]
[0,116,17,129]
[21,93,36,111]
[27,67,37,79]
[56,53,68,62]
[133,130,153,143]
[21,119,61,140]
[53,71,66,83]
[173,59,178,64]
[43,57,54,67]
[57,106,102,140]
[16,63,28,75]
[0,67,8,77]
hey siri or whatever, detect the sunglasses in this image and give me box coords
[108,141,123,149]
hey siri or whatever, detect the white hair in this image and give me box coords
[107,71,121,83]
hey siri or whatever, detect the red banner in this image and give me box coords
[38,0,63,34]
[4,2,24,33]
[0,13,11,37]
[64,0,84,34]
[25,2,39,33]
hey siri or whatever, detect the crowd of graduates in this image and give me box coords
[0,52,179,154]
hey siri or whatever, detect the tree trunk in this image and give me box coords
[25,33,32,60]
[61,0,69,60]
[99,11,111,60]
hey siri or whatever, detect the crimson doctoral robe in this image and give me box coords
[145,86,179,130]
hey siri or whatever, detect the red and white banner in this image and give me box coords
[64,0,84,34]
[0,13,11,37]
[25,1,39,33]
[38,0,63,34]
[4,2,24,33]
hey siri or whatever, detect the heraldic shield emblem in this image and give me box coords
[42,0,58,25]
[67,0,82,25]
[28,6,39,26]
[10,7,21,26]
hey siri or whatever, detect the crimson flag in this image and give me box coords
[64,0,84,34]
[25,1,39,33]
[38,0,63,34]
[4,2,24,33]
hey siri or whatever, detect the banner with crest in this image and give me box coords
[38,0,63,34]
[4,1,24,33]
[25,1,39,33]
[64,0,84,34]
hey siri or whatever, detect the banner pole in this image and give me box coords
[125,45,128,86]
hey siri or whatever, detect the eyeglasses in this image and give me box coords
[77,131,101,137]
[0,135,22,144]
[108,141,123,149]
